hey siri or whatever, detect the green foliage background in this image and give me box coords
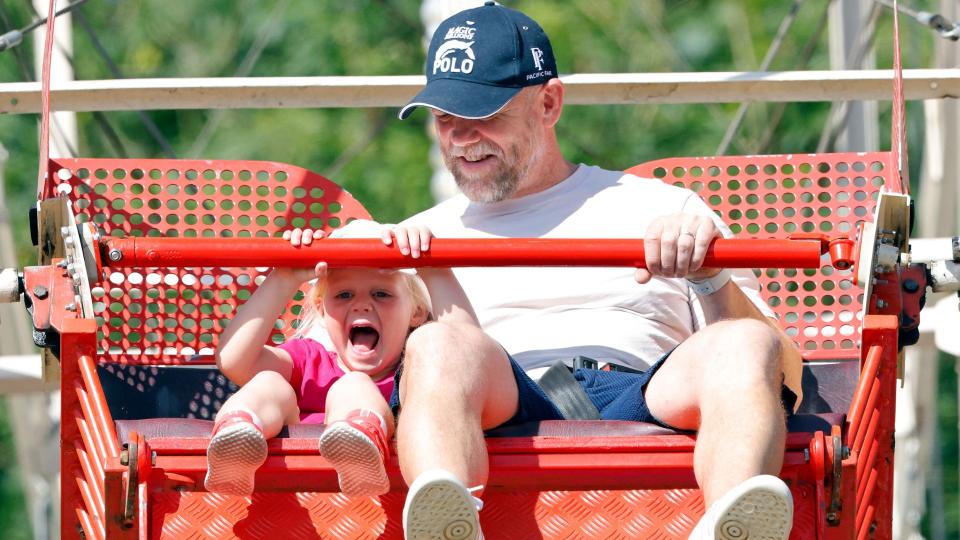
[0,0,953,537]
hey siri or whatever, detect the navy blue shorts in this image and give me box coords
[389,352,798,432]
[503,354,675,428]
[388,353,676,430]
[501,354,797,429]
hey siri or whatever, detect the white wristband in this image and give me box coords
[686,269,732,296]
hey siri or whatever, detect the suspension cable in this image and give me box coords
[0,0,89,52]
[875,0,959,41]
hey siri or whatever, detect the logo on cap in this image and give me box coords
[531,47,544,71]
[433,26,478,76]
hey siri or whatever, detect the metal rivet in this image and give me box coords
[108,249,123,262]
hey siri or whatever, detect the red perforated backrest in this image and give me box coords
[52,153,886,365]
[49,158,370,365]
[628,153,890,360]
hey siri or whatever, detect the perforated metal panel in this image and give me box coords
[628,152,888,360]
[48,158,370,364]
[51,154,883,363]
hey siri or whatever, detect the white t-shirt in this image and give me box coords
[410,164,774,372]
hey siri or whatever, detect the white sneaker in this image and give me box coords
[402,469,484,540]
[689,475,793,540]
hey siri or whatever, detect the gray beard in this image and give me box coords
[453,168,519,203]
[444,144,541,204]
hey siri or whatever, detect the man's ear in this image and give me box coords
[541,78,564,128]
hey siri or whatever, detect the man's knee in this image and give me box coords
[402,322,509,398]
[405,322,492,370]
[699,319,784,383]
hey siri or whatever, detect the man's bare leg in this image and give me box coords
[643,318,790,505]
[396,321,519,488]
[397,322,519,539]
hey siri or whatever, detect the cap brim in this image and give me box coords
[398,78,522,120]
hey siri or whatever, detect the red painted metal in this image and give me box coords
[857,468,879,531]
[136,433,153,539]
[74,442,102,526]
[46,151,901,538]
[100,236,823,270]
[104,455,135,540]
[809,431,827,531]
[76,390,109,476]
[629,152,889,360]
[828,237,855,270]
[848,316,900,539]
[135,431,818,456]
[847,344,882,441]
[61,319,102,540]
[857,505,877,540]
[78,355,122,456]
[76,505,105,540]
[23,263,75,334]
[852,376,881,453]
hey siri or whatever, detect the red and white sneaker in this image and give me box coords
[204,410,267,496]
[318,409,391,496]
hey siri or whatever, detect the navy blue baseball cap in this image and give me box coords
[398,1,558,120]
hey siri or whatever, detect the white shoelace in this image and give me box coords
[467,485,485,511]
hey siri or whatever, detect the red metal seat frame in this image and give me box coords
[41,151,904,539]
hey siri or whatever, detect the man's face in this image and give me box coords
[432,87,544,203]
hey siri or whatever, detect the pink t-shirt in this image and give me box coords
[279,338,396,424]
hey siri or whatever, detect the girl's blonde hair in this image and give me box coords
[289,269,432,340]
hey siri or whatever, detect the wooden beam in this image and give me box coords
[0,69,956,114]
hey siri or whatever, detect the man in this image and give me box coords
[392,3,803,539]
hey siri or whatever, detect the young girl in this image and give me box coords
[204,220,477,497]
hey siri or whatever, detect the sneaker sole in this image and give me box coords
[404,477,480,540]
[715,487,792,540]
[319,422,389,497]
[204,423,267,496]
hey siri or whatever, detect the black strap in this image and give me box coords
[537,361,601,420]
[572,355,643,374]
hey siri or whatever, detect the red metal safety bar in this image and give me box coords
[100,236,825,269]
